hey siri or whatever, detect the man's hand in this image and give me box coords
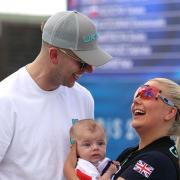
[63,142,79,180]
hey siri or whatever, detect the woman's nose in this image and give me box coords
[133,96,142,104]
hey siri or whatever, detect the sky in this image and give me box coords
[0,0,67,16]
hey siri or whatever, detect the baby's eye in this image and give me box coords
[98,141,105,146]
[82,143,91,147]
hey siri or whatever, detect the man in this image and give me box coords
[0,11,112,180]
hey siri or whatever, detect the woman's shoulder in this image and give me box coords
[135,150,176,166]
[113,150,178,180]
[134,150,178,178]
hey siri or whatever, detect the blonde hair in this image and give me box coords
[149,78,180,136]
[176,137,180,166]
[70,119,106,142]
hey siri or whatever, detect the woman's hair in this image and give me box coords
[176,137,180,166]
[149,78,180,136]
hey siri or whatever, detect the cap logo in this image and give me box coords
[83,33,98,43]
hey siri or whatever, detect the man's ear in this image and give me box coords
[85,65,94,73]
[49,48,58,64]
[165,108,177,121]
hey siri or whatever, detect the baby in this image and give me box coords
[70,119,118,179]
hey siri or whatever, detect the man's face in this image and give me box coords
[50,48,93,88]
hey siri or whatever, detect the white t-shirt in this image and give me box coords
[0,67,94,180]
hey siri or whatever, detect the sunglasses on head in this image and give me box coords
[134,85,175,107]
[58,48,89,70]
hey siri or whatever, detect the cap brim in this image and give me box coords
[72,47,112,66]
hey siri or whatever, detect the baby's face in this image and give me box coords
[77,130,106,164]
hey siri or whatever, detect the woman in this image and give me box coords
[64,78,180,180]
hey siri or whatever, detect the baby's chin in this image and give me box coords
[90,157,105,166]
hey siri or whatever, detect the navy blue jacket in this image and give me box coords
[113,136,180,180]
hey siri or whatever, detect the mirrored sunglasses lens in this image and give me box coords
[138,87,156,99]
[143,90,155,98]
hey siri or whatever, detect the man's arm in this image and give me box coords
[63,143,79,180]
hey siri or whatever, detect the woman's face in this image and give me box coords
[131,80,174,134]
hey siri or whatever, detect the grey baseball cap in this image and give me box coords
[42,11,112,66]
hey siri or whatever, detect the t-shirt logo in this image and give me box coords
[72,118,79,125]
[133,160,154,178]
[169,146,178,158]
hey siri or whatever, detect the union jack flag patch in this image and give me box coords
[133,160,154,178]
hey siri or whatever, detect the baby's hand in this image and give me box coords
[99,161,120,180]
[106,161,120,174]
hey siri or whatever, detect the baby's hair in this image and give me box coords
[70,119,106,142]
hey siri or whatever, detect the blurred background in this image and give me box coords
[0,0,180,159]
